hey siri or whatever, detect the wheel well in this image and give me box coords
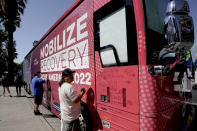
[80,101,93,130]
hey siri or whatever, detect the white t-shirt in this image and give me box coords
[58,82,80,121]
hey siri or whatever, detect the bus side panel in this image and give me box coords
[23,52,33,93]
[95,51,140,131]
[94,0,111,12]
[140,102,183,131]
[31,47,42,95]
[97,104,139,131]
[93,0,140,130]
[31,0,95,120]
[134,0,187,130]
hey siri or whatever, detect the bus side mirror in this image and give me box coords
[148,54,175,76]
[99,45,120,67]
[148,65,169,76]
[148,49,178,76]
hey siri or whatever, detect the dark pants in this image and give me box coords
[16,85,21,95]
[34,95,43,105]
[61,118,81,131]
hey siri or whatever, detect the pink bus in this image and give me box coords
[23,0,195,130]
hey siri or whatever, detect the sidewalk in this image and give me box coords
[0,86,60,131]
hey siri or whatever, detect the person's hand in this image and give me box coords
[74,88,86,103]
[80,88,86,96]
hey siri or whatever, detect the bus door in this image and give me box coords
[94,0,139,130]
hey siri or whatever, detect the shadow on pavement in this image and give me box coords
[193,84,197,90]
[12,95,26,97]
[43,114,57,118]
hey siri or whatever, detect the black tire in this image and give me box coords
[182,104,195,131]
[187,105,197,131]
[80,101,93,131]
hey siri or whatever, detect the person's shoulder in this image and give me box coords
[32,77,40,82]
[61,82,73,89]
[33,77,42,81]
[38,77,45,82]
[64,82,73,86]
[37,77,44,80]
[32,77,37,81]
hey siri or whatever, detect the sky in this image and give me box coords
[14,0,197,63]
[14,0,75,63]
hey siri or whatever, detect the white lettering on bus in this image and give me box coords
[77,12,88,41]
[40,47,44,59]
[54,37,57,52]
[49,40,53,55]
[57,35,62,51]
[74,72,91,85]
[40,12,88,60]
[63,30,66,48]
[41,40,89,72]
[67,22,76,46]
[44,44,48,57]
[41,73,91,85]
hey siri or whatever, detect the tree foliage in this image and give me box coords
[0,26,8,77]
[0,0,27,82]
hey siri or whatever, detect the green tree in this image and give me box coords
[14,62,22,75]
[0,49,8,77]
[0,27,7,47]
[0,0,27,83]
[0,39,18,77]
[0,48,8,77]
[0,27,8,77]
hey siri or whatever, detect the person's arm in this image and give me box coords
[38,78,45,84]
[68,87,86,103]
[73,88,86,103]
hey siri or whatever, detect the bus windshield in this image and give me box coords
[143,0,170,64]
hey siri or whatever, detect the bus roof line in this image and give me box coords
[24,0,84,59]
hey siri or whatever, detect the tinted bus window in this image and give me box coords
[143,0,170,64]
[94,0,138,67]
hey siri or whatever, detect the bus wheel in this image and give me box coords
[79,113,86,131]
[80,101,93,131]
[182,104,195,130]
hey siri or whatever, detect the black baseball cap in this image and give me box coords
[34,71,41,76]
[62,68,75,76]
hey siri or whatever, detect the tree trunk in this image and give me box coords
[7,30,14,85]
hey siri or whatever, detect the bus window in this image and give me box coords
[94,0,138,67]
[142,0,170,64]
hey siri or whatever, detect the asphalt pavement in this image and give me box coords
[0,86,60,131]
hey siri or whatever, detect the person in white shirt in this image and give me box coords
[58,68,85,131]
